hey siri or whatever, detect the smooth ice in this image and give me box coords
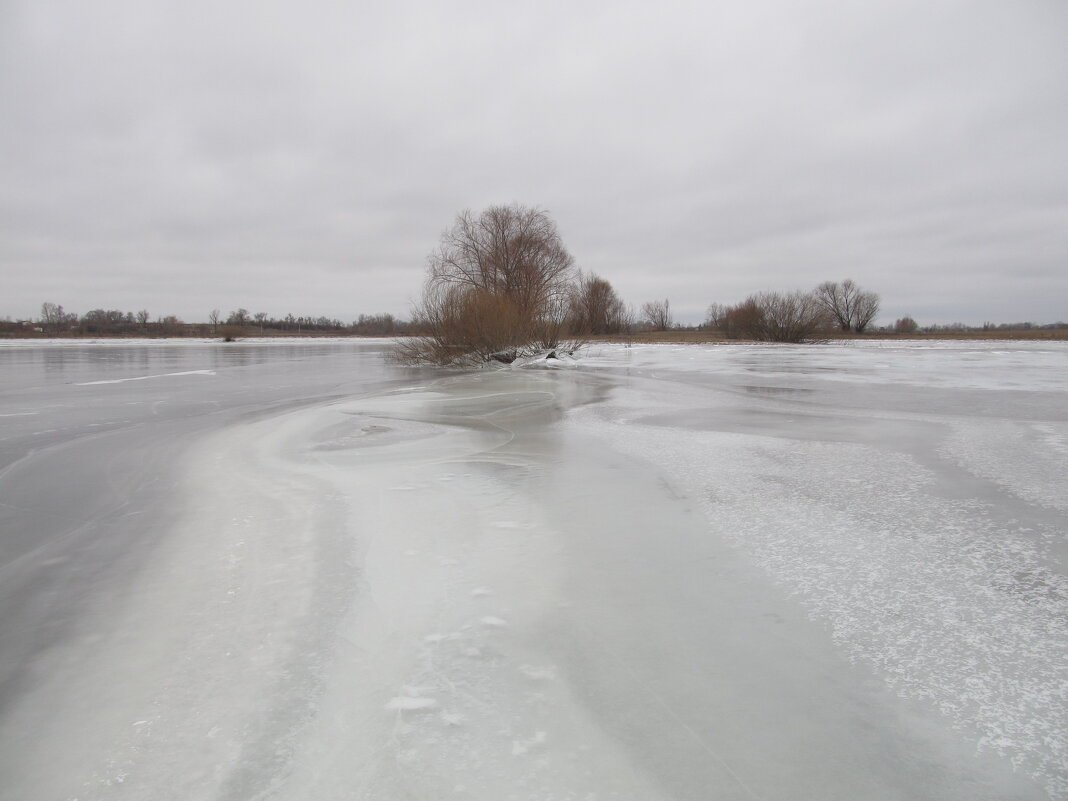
[0,338,1065,800]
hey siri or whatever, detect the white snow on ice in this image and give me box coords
[386,696,440,711]
[76,369,216,385]
[566,341,1068,797]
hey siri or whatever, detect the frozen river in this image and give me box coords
[0,338,1065,800]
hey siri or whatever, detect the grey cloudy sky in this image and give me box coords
[2,0,1066,326]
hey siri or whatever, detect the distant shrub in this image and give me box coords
[707,292,827,343]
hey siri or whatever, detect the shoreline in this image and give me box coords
[3,327,1066,344]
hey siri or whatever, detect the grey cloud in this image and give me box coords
[2,0,1066,325]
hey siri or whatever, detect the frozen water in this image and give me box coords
[386,696,439,711]
[0,338,1065,800]
[569,340,1068,797]
[76,368,217,385]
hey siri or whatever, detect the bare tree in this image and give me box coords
[814,279,880,333]
[570,271,630,335]
[254,311,268,332]
[640,298,672,331]
[705,302,727,330]
[428,204,575,317]
[894,316,918,334]
[353,313,399,335]
[159,315,182,335]
[706,301,755,339]
[40,302,76,334]
[227,308,250,326]
[398,204,578,365]
[209,309,221,335]
[136,309,150,329]
[40,302,60,328]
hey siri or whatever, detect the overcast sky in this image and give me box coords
[2,0,1066,326]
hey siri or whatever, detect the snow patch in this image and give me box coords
[385,696,438,711]
[76,369,215,385]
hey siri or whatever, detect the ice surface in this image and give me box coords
[569,340,1068,797]
[571,417,1068,792]
[1,339,1065,800]
[940,419,1068,513]
[76,368,216,385]
[386,696,439,711]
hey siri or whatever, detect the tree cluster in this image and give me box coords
[893,316,919,334]
[639,299,672,331]
[214,309,357,334]
[18,209,913,351]
[39,302,79,334]
[399,204,622,365]
[705,279,879,343]
[568,271,631,335]
[706,292,825,343]
[399,206,894,360]
[882,320,1068,335]
[15,303,409,339]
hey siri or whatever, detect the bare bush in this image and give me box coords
[894,316,919,334]
[712,291,826,342]
[729,297,764,339]
[704,298,761,339]
[751,291,828,342]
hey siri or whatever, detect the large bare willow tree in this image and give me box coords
[814,279,880,333]
[397,204,578,365]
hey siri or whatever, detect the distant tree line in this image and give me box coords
[7,290,1063,345]
[210,308,401,335]
[703,279,881,343]
[0,303,413,339]
[913,320,1064,333]
[4,220,1063,349]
